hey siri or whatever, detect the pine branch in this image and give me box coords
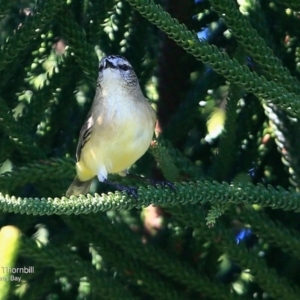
[168,205,300,300]
[107,1,133,54]
[164,70,221,143]
[18,268,56,300]
[56,9,98,85]
[209,0,300,95]
[240,1,274,49]
[21,55,75,130]
[65,215,191,300]
[206,203,229,227]
[263,103,300,188]
[0,0,66,74]
[20,236,138,300]
[274,0,300,10]
[0,138,14,165]
[2,181,300,214]
[123,10,158,89]
[69,214,239,300]
[86,0,116,47]
[0,97,45,160]
[0,158,74,193]
[0,0,17,22]
[149,140,181,182]
[239,209,300,261]
[154,137,203,180]
[125,0,300,118]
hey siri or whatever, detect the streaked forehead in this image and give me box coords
[101,55,131,66]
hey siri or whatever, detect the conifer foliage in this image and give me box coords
[1,0,300,299]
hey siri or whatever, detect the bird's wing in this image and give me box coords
[76,111,94,161]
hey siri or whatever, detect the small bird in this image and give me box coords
[66,55,156,197]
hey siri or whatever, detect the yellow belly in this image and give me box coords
[76,112,154,181]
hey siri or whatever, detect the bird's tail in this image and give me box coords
[66,176,93,197]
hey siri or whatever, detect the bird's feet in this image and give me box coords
[103,177,175,198]
[147,179,176,190]
[126,174,175,190]
[104,179,138,198]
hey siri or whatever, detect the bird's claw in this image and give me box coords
[149,179,176,190]
[119,186,138,198]
[104,179,138,198]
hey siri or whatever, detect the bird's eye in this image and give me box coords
[99,65,104,72]
[119,64,130,71]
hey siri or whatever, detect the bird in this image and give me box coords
[66,55,156,197]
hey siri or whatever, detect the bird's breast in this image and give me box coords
[78,94,155,179]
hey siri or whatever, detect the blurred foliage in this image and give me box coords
[1,0,300,299]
